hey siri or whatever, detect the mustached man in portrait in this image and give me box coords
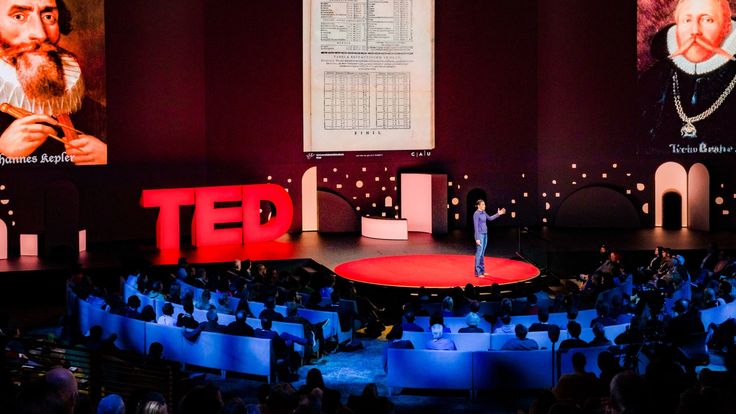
[0,0,106,165]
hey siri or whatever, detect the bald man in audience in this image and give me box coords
[45,367,78,414]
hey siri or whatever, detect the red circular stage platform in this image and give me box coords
[334,255,540,288]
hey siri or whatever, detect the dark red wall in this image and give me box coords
[3,0,735,250]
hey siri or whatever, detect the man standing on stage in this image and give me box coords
[473,199,505,277]
[640,0,736,152]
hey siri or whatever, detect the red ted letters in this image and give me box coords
[141,184,293,250]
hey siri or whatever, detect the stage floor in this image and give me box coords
[334,255,540,288]
[0,227,731,274]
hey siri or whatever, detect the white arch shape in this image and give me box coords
[655,162,688,227]
[688,163,710,231]
[0,218,6,260]
[301,166,318,231]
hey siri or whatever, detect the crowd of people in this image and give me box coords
[385,243,736,413]
[2,242,736,413]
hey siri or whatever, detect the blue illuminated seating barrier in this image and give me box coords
[123,288,308,356]
[78,299,147,354]
[386,349,473,396]
[699,300,736,328]
[401,332,491,351]
[144,322,188,363]
[180,330,274,381]
[473,349,555,391]
[125,277,348,342]
[74,292,276,382]
[386,348,555,396]
[166,302,307,356]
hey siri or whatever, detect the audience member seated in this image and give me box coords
[166,283,182,305]
[718,280,734,305]
[134,271,149,294]
[185,309,227,341]
[125,295,142,320]
[590,302,617,327]
[599,250,625,283]
[465,300,482,319]
[588,322,612,347]
[701,288,720,309]
[147,342,164,361]
[138,399,167,414]
[501,324,539,350]
[85,325,118,353]
[285,301,324,361]
[175,257,189,280]
[666,299,705,345]
[157,303,176,326]
[45,367,79,414]
[195,289,212,311]
[214,292,233,315]
[580,272,607,307]
[647,246,664,275]
[347,383,393,414]
[609,371,649,414]
[458,312,484,333]
[597,350,622,395]
[383,325,414,372]
[494,314,514,334]
[176,298,200,329]
[140,305,157,323]
[707,318,736,352]
[558,321,587,350]
[554,352,601,407]
[97,394,126,414]
[429,312,451,333]
[147,281,165,300]
[225,310,255,337]
[656,248,675,279]
[645,345,692,413]
[525,293,539,315]
[298,368,341,414]
[178,383,223,414]
[400,310,424,333]
[441,296,454,317]
[235,298,255,319]
[185,268,208,289]
[614,316,644,345]
[529,307,553,332]
[425,323,456,350]
[259,297,285,322]
[257,317,309,378]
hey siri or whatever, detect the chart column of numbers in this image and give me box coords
[324,72,371,130]
[376,72,410,129]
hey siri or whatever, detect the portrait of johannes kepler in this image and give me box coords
[639,0,736,154]
[0,0,106,166]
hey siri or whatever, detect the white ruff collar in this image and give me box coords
[0,53,84,115]
[667,22,736,75]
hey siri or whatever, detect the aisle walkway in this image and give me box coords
[211,334,536,414]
